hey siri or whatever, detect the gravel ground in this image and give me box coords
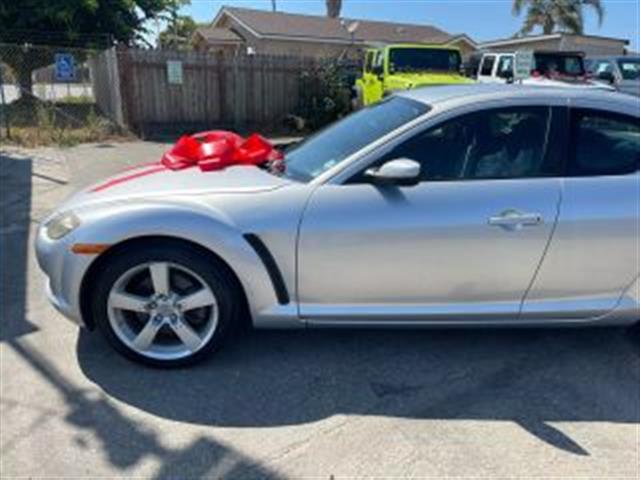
[1,140,639,479]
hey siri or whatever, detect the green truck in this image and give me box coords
[355,44,474,106]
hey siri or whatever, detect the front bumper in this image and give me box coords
[35,224,93,327]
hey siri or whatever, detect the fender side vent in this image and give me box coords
[243,233,290,305]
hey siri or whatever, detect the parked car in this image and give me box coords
[354,44,473,106]
[36,85,640,367]
[477,51,613,90]
[586,56,640,96]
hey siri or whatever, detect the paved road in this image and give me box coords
[1,141,639,479]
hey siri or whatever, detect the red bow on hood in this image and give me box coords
[161,130,283,172]
[91,130,283,193]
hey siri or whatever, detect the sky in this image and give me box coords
[176,0,639,51]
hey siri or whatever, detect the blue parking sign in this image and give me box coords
[55,53,76,81]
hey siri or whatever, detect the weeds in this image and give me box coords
[1,102,129,147]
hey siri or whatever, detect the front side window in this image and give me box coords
[618,58,640,80]
[480,56,496,76]
[351,106,554,183]
[594,60,614,75]
[569,110,640,176]
[364,51,374,73]
[496,56,514,78]
[283,97,429,182]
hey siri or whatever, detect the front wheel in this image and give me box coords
[91,243,239,367]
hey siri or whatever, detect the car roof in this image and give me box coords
[397,84,639,115]
[588,55,640,60]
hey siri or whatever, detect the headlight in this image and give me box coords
[45,212,81,240]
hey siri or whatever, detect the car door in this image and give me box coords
[522,106,640,320]
[297,105,564,323]
[477,55,498,83]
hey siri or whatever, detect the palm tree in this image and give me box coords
[326,0,343,18]
[512,0,604,35]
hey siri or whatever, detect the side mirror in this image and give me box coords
[365,158,421,186]
[597,71,615,84]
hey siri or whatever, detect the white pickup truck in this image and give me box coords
[476,51,613,90]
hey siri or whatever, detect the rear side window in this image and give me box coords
[569,110,640,176]
[480,56,495,76]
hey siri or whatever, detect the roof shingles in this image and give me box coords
[220,6,454,44]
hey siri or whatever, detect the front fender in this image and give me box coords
[39,199,281,326]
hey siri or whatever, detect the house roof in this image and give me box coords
[480,33,629,49]
[213,6,471,46]
[194,26,243,43]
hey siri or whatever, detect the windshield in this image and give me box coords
[533,53,585,76]
[282,97,430,182]
[618,58,640,80]
[389,48,461,73]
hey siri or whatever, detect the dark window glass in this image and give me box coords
[533,53,585,76]
[496,56,514,78]
[617,59,640,80]
[364,52,374,72]
[283,97,429,182]
[351,107,555,183]
[569,110,640,176]
[388,48,461,74]
[480,56,495,76]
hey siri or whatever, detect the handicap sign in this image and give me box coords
[514,50,534,80]
[55,53,76,81]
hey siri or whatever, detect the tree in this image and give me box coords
[0,0,177,97]
[512,0,604,35]
[326,0,343,18]
[158,15,198,50]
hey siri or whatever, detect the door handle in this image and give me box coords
[488,210,543,230]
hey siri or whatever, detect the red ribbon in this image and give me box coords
[160,130,283,172]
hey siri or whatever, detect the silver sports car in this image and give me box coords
[36,85,640,367]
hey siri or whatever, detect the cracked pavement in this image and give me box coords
[1,141,639,478]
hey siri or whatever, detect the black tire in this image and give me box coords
[91,241,240,368]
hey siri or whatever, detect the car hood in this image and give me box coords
[59,163,292,211]
[389,72,473,87]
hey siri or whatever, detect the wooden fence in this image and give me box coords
[115,49,328,136]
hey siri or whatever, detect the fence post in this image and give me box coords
[106,47,125,128]
[117,48,138,135]
[0,58,10,140]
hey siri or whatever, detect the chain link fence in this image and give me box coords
[0,43,123,146]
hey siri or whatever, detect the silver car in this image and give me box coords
[36,85,640,367]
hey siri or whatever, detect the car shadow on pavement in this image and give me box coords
[77,326,640,457]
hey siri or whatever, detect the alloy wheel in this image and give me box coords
[106,261,219,361]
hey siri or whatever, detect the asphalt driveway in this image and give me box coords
[1,141,639,478]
